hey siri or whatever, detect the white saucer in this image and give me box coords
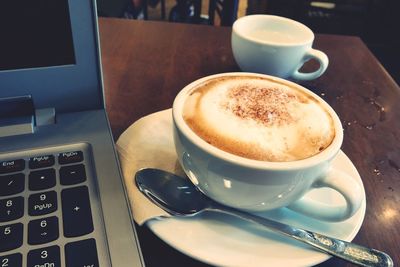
[146,151,366,267]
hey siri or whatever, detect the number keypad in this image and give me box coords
[0,146,102,266]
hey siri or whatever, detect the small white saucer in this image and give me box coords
[147,150,366,267]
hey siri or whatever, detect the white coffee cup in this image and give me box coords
[231,15,329,81]
[172,72,363,222]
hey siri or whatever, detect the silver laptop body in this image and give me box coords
[0,0,144,266]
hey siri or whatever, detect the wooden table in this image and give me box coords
[99,18,399,267]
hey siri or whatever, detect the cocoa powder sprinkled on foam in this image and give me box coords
[222,84,298,126]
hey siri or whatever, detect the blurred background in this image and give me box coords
[96,0,400,85]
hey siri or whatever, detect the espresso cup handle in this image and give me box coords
[291,49,329,81]
[287,168,363,221]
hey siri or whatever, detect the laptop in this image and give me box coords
[0,0,144,266]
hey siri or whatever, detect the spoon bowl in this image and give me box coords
[135,168,393,267]
[136,168,209,216]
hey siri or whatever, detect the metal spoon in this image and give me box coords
[135,168,393,267]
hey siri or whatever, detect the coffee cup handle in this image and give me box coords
[287,168,363,221]
[291,49,329,81]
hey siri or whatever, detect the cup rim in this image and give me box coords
[172,72,343,170]
[232,14,315,47]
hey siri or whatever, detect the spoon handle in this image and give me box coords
[213,206,393,267]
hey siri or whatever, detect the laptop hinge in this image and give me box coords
[35,108,56,127]
[0,95,56,138]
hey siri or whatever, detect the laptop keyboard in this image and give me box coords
[0,144,109,266]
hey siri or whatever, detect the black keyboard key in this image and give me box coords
[0,223,23,252]
[27,246,60,267]
[28,191,57,216]
[29,155,55,169]
[28,216,59,245]
[65,239,99,267]
[58,151,83,165]
[0,160,25,174]
[60,164,86,185]
[0,253,22,267]
[61,186,93,237]
[29,168,56,191]
[0,197,24,222]
[0,173,25,197]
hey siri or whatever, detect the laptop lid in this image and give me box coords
[0,0,104,114]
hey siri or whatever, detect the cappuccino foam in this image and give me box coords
[183,76,335,162]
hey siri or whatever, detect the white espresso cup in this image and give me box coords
[172,72,363,222]
[231,15,329,81]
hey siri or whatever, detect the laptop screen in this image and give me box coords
[0,0,76,71]
[0,0,104,113]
